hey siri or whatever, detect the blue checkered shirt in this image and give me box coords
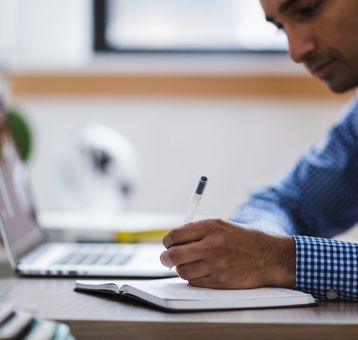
[231,94,358,301]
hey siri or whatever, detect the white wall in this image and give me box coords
[0,0,92,67]
[15,95,347,218]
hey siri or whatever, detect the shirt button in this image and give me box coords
[326,289,338,300]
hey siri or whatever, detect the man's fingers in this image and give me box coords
[188,276,215,288]
[188,276,228,289]
[176,260,209,281]
[162,220,214,248]
[160,240,208,268]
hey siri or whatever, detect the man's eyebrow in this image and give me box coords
[279,0,299,13]
[265,0,300,23]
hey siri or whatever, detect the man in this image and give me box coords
[160,0,358,301]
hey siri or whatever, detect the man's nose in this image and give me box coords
[286,30,316,64]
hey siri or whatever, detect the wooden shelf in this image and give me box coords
[9,73,353,99]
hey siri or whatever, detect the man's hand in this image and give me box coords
[160,219,296,289]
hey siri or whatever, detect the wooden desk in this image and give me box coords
[0,275,357,340]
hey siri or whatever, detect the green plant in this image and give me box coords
[7,108,32,162]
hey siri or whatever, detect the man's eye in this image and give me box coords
[298,1,321,18]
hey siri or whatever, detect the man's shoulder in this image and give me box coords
[338,94,358,130]
[345,92,358,114]
[314,94,358,157]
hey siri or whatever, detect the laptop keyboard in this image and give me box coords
[53,245,133,266]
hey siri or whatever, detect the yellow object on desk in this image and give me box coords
[114,229,171,243]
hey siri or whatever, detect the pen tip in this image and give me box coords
[196,176,208,194]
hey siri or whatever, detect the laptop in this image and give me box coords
[0,105,175,278]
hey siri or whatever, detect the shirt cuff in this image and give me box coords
[293,235,358,301]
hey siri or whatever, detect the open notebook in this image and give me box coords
[75,277,317,311]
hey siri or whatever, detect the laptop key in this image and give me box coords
[52,246,132,266]
[66,253,88,265]
[80,253,103,265]
[109,254,133,266]
[54,253,75,265]
[55,252,87,265]
[94,254,116,265]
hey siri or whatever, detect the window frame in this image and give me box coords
[93,0,287,55]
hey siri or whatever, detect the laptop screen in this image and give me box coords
[0,103,43,264]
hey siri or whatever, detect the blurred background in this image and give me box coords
[0,0,354,229]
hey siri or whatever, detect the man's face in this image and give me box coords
[260,0,358,93]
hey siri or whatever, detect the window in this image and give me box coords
[94,0,287,53]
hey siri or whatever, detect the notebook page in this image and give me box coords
[123,277,309,301]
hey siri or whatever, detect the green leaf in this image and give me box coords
[7,108,32,162]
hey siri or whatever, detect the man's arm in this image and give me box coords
[230,97,358,301]
[161,220,358,301]
[161,96,358,301]
[232,96,358,238]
